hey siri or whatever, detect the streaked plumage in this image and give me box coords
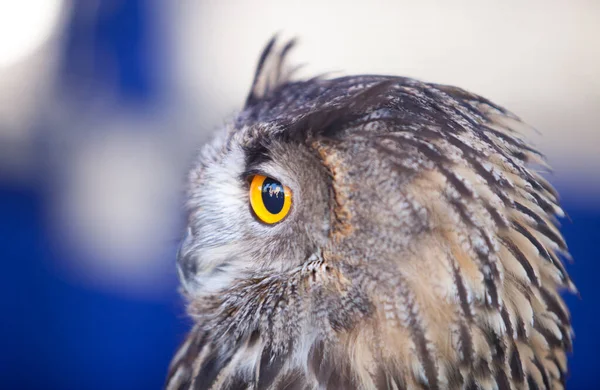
[166,38,574,390]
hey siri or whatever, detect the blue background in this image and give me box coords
[1,2,598,389]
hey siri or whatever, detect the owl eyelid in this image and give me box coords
[239,168,267,183]
[240,169,285,187]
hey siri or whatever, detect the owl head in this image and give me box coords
[170,38,573,390]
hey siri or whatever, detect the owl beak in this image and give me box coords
[176,227,198,294]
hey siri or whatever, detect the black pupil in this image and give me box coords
[261,178,285,214]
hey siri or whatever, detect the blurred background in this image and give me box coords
[1,1,598,389]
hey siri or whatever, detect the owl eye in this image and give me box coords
[249,174,292,224]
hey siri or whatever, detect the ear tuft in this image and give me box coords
[245,35,299,107]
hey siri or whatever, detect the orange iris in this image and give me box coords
[249,174,292,224]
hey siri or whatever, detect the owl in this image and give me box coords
[166,38,574,390]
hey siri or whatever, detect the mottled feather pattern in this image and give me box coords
[167,40,573,389]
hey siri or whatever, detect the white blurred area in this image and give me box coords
[0,0,68,179]
[0,1,598,299]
